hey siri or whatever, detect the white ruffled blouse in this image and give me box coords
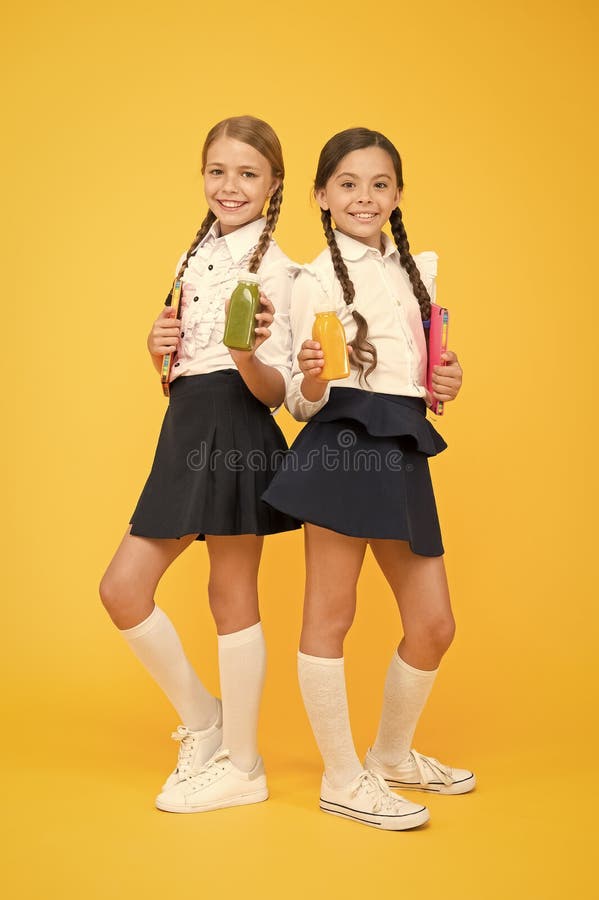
[170,217,298,389]
[286,230,438,421]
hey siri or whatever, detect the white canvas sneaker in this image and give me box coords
[161,699,223,792]
[319,769,429,830]
[155,749,268,813]
[365,747,476,795]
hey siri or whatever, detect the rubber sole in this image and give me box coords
[320,799,429,831]
[385,773,476,795]
[156,787,269,814]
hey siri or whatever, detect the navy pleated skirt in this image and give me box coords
[129,370,301,541]
[262,387,447,557]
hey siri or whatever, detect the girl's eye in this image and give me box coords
[208,169,223,176]
[242,171,257,178]
[341,181,355,189]
[375,182,389,189]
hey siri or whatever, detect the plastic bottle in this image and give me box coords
[223,271,261,350]
[312,300,350,381]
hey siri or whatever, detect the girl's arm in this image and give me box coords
[285,271,333,421]
[228,293,286,407]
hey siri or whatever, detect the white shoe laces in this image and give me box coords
[170,726,201,777]
[353,771,411,813]
[410,750,453,786]
[184,749,231,792]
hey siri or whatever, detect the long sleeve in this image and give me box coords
[285,268,333,421]
[253,259,298,395]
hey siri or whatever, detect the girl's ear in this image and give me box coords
[395,188,403,207]
[267,177,282,198]
[315,188,329,210]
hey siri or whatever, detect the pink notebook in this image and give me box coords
[425,303,449,416]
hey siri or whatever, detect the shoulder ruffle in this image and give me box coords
[413,251,438,299]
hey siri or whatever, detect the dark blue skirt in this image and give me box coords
[262,388,447,557]
[130,370,301,541]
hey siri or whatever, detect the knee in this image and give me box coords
[99,571,132,622]
[409,612,456,657]
[304,596,356,646]
[427,613,456,655]
[208,579,257,631]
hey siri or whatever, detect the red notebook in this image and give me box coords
[425,303,449,416]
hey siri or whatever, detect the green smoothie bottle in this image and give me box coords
[223,271,262,351]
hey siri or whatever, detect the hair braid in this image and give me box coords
[164,210,217,305]
[321,210,377,381]
[248,184,283,274]
[389,207,431,321]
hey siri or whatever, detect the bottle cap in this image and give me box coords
[314,293,336,313]
[238,270,261,285]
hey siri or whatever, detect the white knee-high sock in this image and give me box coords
[297,651,363,789]
[120,606,218,731]
[372,650,438,766]
[218,622,266,772]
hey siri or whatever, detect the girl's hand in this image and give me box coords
[431,350,463,403]
[298,339,325,379]
[147,305,181,357]
[298,342,353,380]
[226,292,274,365]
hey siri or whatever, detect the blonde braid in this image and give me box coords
[321,210,377,380]
[247,184,283,274]
[165,210,217,304]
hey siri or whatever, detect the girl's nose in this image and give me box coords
[222,176,239,194]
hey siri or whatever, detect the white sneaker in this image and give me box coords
[155,749,268,814]
[320,769,429,830]
[365,747,476,795]
[161,699,223,792]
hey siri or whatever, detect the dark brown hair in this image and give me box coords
[315,127,431,379]
[167,116,284,301]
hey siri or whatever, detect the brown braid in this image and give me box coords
[321,209,377,380]
[164,209,217,305]
[389,207,431,321]
[248,183,283,273]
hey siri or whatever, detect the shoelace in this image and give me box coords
[170,726,200,776]
[352,771,410,813]
[185,750,231,792]
[411,750,453,786]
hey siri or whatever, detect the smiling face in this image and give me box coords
[315,146,401,249]
[203,136,280,235]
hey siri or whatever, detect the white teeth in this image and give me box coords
[219,201,245,208]
[352,213,376,219]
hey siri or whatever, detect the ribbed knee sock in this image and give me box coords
[372,650,438,766]
[297,651,363,788]
[120,606,218,731]
[218,622,266,772]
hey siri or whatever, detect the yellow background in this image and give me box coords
[2,0,597,897]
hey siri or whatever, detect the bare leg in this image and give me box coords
[368,539,455,767]
[99,526,217,731]
[301,524,367,657]
[369,540,455,670]
[99,525,199,629]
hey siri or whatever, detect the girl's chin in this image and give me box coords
[336,223,383,246]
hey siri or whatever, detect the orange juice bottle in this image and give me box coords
[312,303,350,381]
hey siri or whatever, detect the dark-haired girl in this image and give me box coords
[263,128,474,831]
[100,116,299,814]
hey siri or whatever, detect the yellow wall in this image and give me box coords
[1,1,597,897]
